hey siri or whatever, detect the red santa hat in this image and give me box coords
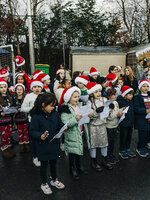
[138,79,150,90]
[15,72,24,79]
[37,73,50,82]
[89,67,98,76]
[0,67,9,78]
[116,66,122,71]
[121,85,133,97]
[75,75,89,85]
[15,83,25,91]
[33,69,43,79]
[56,68,65,74]
[58,86,81,105]
[30,79,43,90]
[14,55,25,67]
[105,73,118,87]
[0,78,7,86]
[86,82,102,95]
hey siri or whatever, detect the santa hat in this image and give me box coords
[116,66,122,71]
[89,67,98,76]
[15,83,25,91]
[86,82,102,95]
[14,55,25,67]
[105,73,118,87]
[56,68,65,74]
[33,69,43,79]
[58,86,81,105]
[30,79,43,90]
[121,85,133,97]
[0,78,7,86]
[75,75,89,85]
[138,79,150,90]
[15,72,24,79]
[0,67,9,78]
[37,73,50,82]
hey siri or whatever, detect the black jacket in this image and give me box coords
[123,76,138,93]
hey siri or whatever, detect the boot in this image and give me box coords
[70,166,80,180]
[24,143,30,152]
[19,144,25,153]
[7,147,16,157]
[75,155,88,175]
[69,154,80,180]
[101,156,113,170]
[2,148,14,158]
[91,158,103,172]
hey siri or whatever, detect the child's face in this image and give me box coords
[93,89,101,99]
[16,85,24,96]
[109,94,116,100]
[114,67,119,74]
[59,72,65,80]
[0,84,7,95]
[44,78,50,85]
[125,93,133,100]
[64,80,71,89]
[92,74,98,80]
[43,102,56,113]
[17,76,24,84]
[101,81,108,88]
[3,76,9,82]
[69,91,80,106]
[32,86,42,95]
[77,82,84,90]
[140,83,149,94]
[118,80,123,86]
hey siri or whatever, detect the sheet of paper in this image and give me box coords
[99,100,114,119]
[78,103,92,126]
[79,95,89,104]
[146,113,150,119]
[3,107,18,114]
[118,106,129,124]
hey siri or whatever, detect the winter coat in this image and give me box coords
[123,76,138,93]
[117,95,134,127]
[134,92,150,131]
[60,102,90,156]
[29,109,63,161]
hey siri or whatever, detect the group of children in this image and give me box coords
[1,55,150,195]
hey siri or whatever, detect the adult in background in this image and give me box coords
[136,59,144,81]
[123,66,138,93]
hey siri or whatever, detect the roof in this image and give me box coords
[0,48,10,54]
[70,46,125,54]
[127,43,150,57]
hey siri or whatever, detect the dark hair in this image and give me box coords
[16,75,27,88]
[61,79,70,85]
[108,65,116,73]
[33,93,57,112]
[106,88,116,98]
[72,71,81,80]
[97,76,106,84]
[0,91,13,107]
[143,61,147,68]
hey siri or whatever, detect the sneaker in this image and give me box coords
[143,148,149,156]
[41,183,52,195]
[147,143,150,150]
[136,148,147,157]
[119,151,128,159]
[126,149,136,157]
[50,179,65,190]
[111,155,120,163]
[33,157,41,167]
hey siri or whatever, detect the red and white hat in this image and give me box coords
[75,75,89,85]
[15,55,25,67]
[0,78,7,86]
[89,67,98,76]
[0,67,9,78]
[15,83,25,91]
[37,73,50,82]
[30,79,43,90]
[105,73,118,87]
[58,86,81,105]
[121,85,133,97]
[33,69,43,79]
[139,79,150,90]
[56,68,65,74]
[116,66,122,71]
[15,72,24,79]
[86,82,102,95]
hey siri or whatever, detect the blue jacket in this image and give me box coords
[117,95,134,127]
[134,92,150,131]
[29,109,63,161]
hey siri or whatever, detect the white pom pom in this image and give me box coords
[16,58,19,62]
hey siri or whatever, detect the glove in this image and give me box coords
[96,106,104,113]
[109,103,114,109]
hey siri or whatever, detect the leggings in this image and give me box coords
[90,147,108,158]
[0,125,12,150]
[17,123,29,144]
[40,160,57,184]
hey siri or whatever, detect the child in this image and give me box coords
[106,88,124,164]
[0,78,16,158]
[30,93,65,195]
[86,82,112,171]
[21,79,43,167]
[53,68,65,93]
[97,77,108,97]
[108,65,116,74]
[75,75,89,104]
[71,71,81,86]
[89,67,99,83]
[115,66,123,77]
[118,77,124,87]
[37,73,53,93]
[59,86,90,179]
[14,83,30,153]
[117,85,136,159]
[134,79,150,157]
[16,72,31,94]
